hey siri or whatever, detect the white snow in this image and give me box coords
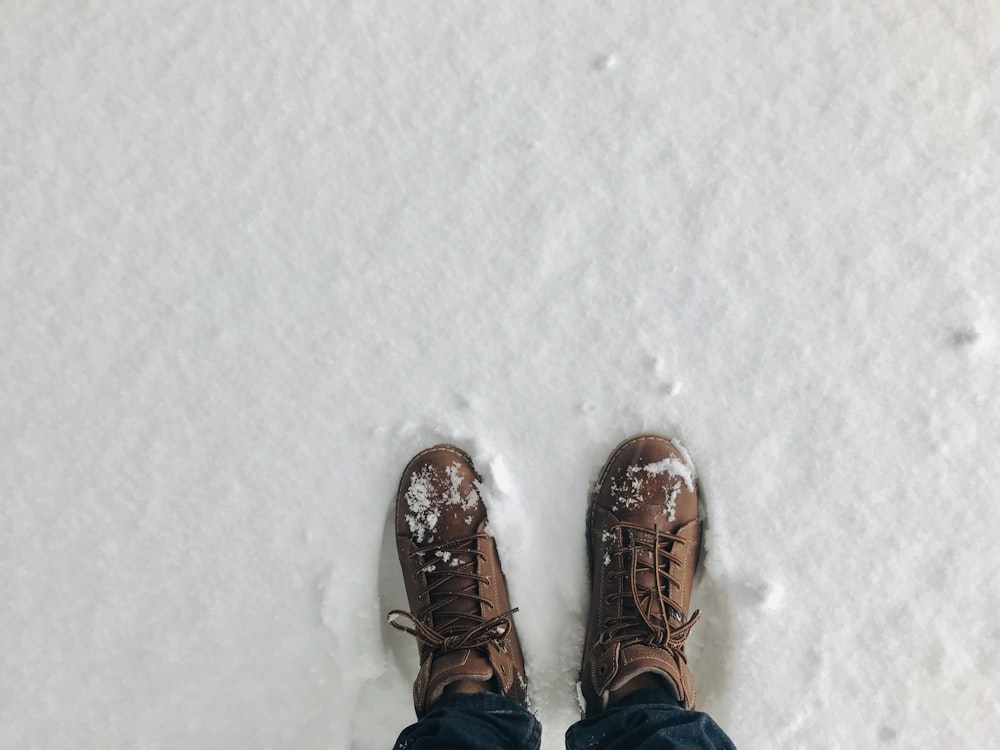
[403,468,442,543]
[664,488,678,523]
[2,2,999,749]
[403,462,480,543]
[611,454,695,514]
[644,455,696,492]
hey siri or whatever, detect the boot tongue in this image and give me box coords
[425,649,495,706]
[420,518,496,707]
[422,518,489,633]
[607,647,682,701]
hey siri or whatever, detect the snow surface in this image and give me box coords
[2,2,998,748]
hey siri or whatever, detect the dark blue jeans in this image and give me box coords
[392,688,735,750]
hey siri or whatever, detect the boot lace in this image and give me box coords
[600,523,700,655]
[388,532,516,652]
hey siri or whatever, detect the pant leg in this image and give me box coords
[564,687,735,750]
[393,692,542,750]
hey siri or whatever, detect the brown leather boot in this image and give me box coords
[388,444,529,716]
[580,434,703,715]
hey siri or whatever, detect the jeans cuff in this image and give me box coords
[611,686,685,711]
[429,690,532,715]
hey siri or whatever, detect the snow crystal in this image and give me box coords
[663,486,678,522]
[403,462,481,543]
[610,454,695,514]
[403,467,442,544]
[434,549,463,568]
[642,457,695,492]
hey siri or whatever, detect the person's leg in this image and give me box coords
[572,434,736,749]
[394,692,540,750]
[565,686,734,750]
[388,445,540,750]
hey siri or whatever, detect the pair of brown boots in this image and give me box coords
[388,434,703,717]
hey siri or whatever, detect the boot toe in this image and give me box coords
[396,445,485,543]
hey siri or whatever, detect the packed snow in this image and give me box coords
[2,2,998,749]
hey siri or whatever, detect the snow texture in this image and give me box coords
[2,2,999,749]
